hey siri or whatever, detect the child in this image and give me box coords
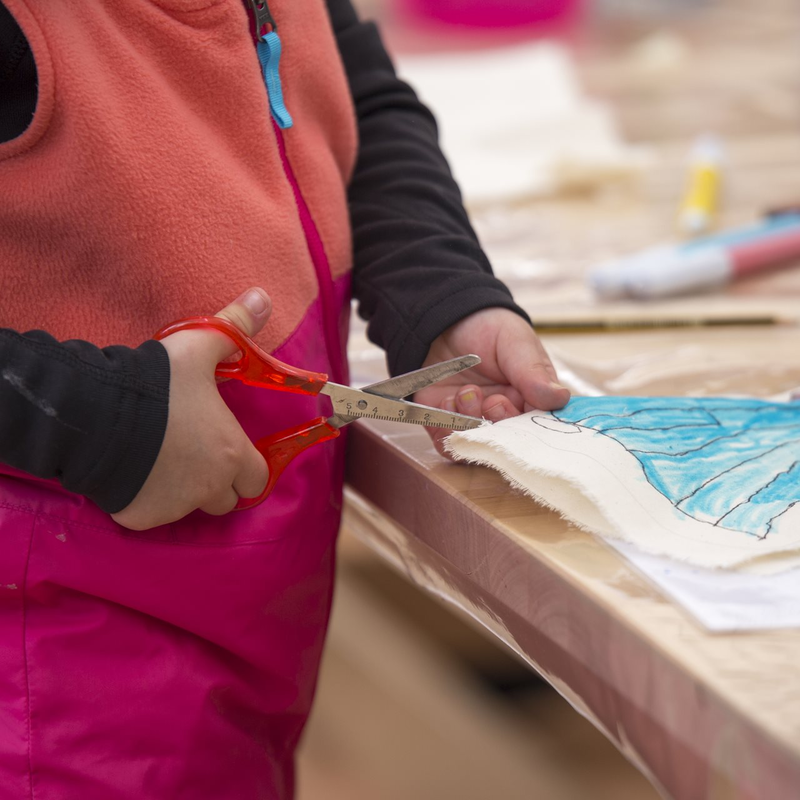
[0,0,569,797]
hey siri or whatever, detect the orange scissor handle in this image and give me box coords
[235,417,341,509]
[154,316,329,395]
[154,316,338,509]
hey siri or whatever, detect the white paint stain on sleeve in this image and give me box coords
[2,369,85,433]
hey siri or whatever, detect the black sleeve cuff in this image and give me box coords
[382,278,531,376]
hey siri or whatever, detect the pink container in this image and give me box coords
[401,0,583,29]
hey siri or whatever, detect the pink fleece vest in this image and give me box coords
[0,0,356,354]
[0,2,357,797]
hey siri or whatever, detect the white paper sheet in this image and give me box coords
[610,542,800,632]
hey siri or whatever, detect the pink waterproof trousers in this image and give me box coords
[0,278,350,800]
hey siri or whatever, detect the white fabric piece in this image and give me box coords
[446,398,800,570]
[396,43,649,206]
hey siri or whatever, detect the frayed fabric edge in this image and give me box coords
[444,434,800,571]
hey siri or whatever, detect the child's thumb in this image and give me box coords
[210,287,272,360]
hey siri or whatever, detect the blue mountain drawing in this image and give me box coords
[553,398,800,539]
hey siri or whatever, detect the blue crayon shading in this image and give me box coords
[551,397,800,539]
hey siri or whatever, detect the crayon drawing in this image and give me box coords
[447,397,800,569]
[551,398,800,539]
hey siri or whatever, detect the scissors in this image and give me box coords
[154,316,485,509]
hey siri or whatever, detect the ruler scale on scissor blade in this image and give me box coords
[360,354,481,400]
[321,383,483,430]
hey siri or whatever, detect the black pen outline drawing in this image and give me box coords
[531,399,800,541]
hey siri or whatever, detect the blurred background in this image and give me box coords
[297,0,800,797]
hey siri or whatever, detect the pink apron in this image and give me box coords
[0,0,358,794]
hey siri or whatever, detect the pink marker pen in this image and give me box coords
[590,213,800,299]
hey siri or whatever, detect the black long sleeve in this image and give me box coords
[0,2,35,142]
[327,0,530,376]
[0,4,171,513]
[0,331,170,512]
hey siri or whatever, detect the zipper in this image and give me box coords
[247,0,275,34]
[270,119,345,380]
[246,0,293,129]
[243,0,346,382]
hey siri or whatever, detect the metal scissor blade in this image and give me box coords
[361,354,481,400]
[320,382,484,430]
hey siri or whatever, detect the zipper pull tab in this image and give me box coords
[257,32,293,129]
[246,0,293,130]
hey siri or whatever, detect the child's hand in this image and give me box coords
[111,288,272,531]
[413,308,571,456]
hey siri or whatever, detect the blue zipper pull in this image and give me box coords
[247,0,293,129]
[257,33,293,129]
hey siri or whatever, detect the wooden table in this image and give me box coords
[343,1,800,797]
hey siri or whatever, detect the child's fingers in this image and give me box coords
[428,387,490,459]
[507,359,568,410]
[496,325,570,411]
[454,385,483,417]
[207,287,273,363]
[427,395,458,458]
[455,385,521,423]
[481,393,519,422]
